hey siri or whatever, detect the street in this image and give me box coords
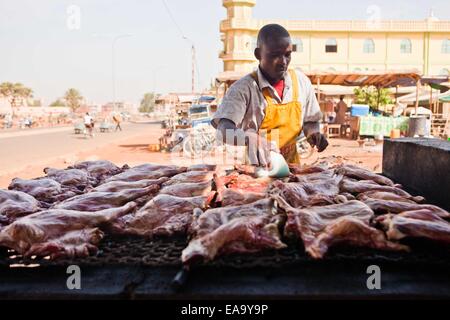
[0,122,163,184]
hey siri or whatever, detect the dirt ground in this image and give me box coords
[0,127,383,188]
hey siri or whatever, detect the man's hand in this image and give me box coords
[245,131,279,168]
[306,132,328,152]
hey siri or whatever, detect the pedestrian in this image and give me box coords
[113,113,122,131]
[84,112,94,138]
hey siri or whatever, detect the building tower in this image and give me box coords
[220,0,257,74]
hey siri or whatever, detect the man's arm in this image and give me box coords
[299,71,329,152]
[216,118,276,167]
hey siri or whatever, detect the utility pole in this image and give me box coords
[191,44,196,93]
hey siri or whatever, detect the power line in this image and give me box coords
[161,0,186,39]
[161,0,201,92]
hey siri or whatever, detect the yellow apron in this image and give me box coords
[251,69,303,164]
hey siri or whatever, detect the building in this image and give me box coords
[219,0,450,79]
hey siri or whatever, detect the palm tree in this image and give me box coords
[64,88,83,113]
[0,82,33,109]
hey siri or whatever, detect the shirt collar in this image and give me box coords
[256,66,292,92]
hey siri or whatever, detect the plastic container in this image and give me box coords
[390,129,401,139]
[351,104,370,117]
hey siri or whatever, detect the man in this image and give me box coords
[212,24,328,167]
[84,112,94,138]
[112,113,122,131]
[335,95,348,125]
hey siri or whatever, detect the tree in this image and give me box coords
[139,92,157,113]
[354,86,393,112]
[0,82,33,109]
[50,99,66,107]
[64,88,83,113]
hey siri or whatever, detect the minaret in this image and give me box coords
[220,0,257,73]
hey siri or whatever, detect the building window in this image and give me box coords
[363,38,375,53]
[442,39,450,54]
[440,68,450,76]
[400,39,412,53]
[354,67,362,72]
[325,38,338,53]
[292,38,303,52]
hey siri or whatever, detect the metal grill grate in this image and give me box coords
[1,235,450,269]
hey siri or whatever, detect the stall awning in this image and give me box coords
[216,69,423,88]
[305,70,422,88]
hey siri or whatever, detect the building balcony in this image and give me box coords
[220,19,259,32]
[219,51,255,61]
[223,0,256,8]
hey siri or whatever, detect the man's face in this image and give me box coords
[255,36,292,83]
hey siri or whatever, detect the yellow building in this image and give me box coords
[219,0,450,79]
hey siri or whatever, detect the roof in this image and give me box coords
[305,70,422,87]
[217,70,423,88]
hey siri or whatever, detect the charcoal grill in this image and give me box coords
[1,234,450,299]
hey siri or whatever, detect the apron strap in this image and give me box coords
[289,69,300,102]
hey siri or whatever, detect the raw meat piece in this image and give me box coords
[357,191,418,204]
[375,210,450,244]
[182,199,286,264]
[340,178,417,199]
[8,177,79,204]
[271,174,342,208]
[288,163,328,175]
[44,167,95,190]
[111,193,215,237]
[162,171,215,187]
[220,188,266,207]
[0,202,136,258]
[53,185,159,211]
[360,198,449,218]
[289,170,335,183]
[105,164,186,183]
[275,196,408,258]
[160,181,212,197]
[0,190,41,224]
[71,160,124,182]
[335,164,395,186]
[91,177,169,192]
[213,172,271,203]
[188,164,218,171]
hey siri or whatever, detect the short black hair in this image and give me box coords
[256,24,291,48]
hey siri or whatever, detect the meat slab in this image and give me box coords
[275,196,408,258]
[53,185,159,211]
[105,164,186,183]
[271,174,342,208]
[0,202,136,258]
[0,190,41,225]
[110,192,216,237]
[182,199,286,264]
[375,209,450,244]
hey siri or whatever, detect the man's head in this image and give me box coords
[254,24,292,84]
[339,95,344,101]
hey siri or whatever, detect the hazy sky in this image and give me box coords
[1,0,449,105]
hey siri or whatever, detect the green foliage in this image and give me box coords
[353,86,393,111]
[64,88,83,112]
[0,82,33,107]
[139,92,157,113]
[50,99,66,107]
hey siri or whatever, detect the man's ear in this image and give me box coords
[254,48,261,60]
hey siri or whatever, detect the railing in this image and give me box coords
[221,18,450,32]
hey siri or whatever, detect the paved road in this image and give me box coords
[0,122,161,174]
